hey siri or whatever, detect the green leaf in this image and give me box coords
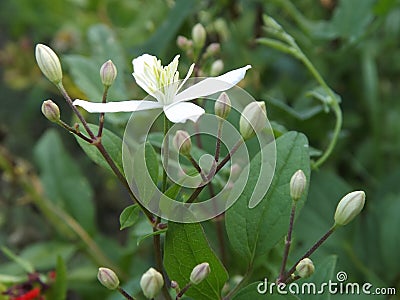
[64,25,128,101]
[75,124,123,174]
[34,129,96,233]
[119,204,140,230]
[164,222,228,300]
[1,247,34,273]
[136,228,168,246]
[47,256,67,300]
[138,0,199,56]
[144,142,159,185]
[232,282,300,300]
[226,132,310,265]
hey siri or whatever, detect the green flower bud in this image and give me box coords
[97,267,120,290]
[296,258,315,278]
[215,92,231,120]
[204,43,220,57]
[192,23,206,48]
[190,262,210,285]
[334,191,366,226]
[290,169,307,201]
[100,60,117,87]
[140,267,164,299]
[41,100,60,123]
[210,59,224,76]
[177,35,191,50]
[173,130,192,156]
[35,44,63,84]
[239,101,267,140]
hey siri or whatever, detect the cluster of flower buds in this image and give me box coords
[177,23,222,74]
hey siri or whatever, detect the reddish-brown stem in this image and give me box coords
[97,85,109,137]
[117,286,136,300]
[277,202,296,283]
[176,283,192,300]
[186,139,244,204]
[281,226,336,284]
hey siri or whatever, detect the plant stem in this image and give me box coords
[97,85,109,137]
[186,139,244,203]
[175,283,192,300]
[117,287,136,300]
[57,83,96,140]
[57,83,154,224]
[154,114,172,300]
[277,202,296,283]
[58,120,92,143]
[187,154,207,182]
[215,119,223,162]
[281,226,336,284]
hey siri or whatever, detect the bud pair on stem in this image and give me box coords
[278,170,366,284]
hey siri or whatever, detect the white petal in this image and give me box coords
[132,54,160,97]
[164,102,205,123]
[73,99,163,113]
[177,63,195,93]
[174,65,251,102]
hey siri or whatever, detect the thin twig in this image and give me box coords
[97,85,109,137]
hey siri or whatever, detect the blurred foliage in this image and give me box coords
[1,0,400,299]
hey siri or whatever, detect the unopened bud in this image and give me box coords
[192,23,206,48]
[177,35,191,50]
[190,262,210,285]
[296,258,314,278]
[205,43,220,57]
[334,191,366,226]
[140,267,164,299]
[41,100,60,123]
[239,101,267,140]
[173,130,192,156]
[97,267,120,290]
[100,60,117,87]
[210,59,224,76]
[35,44,63,84]
[215,92,231,120]
[290,170,307,201]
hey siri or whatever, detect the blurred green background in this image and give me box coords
[1,0,400,299]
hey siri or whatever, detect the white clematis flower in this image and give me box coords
[73,54,251,123]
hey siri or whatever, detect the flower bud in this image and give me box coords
[290,170,307,201]
[140,267,164,299]
[190,262,210,285]
[296,258,314,278]
[173,130,192,156]
[192,23,206,48]
[97,267,120,290]
[334,191,366,226]
[210,59,224,76]
[215,92,231,120]
[41,100,60,123]
[35,44,63,84]
[100,60,117,87]
[205,43,220,57]
[177,35,191,50]
[239,101,267,140]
